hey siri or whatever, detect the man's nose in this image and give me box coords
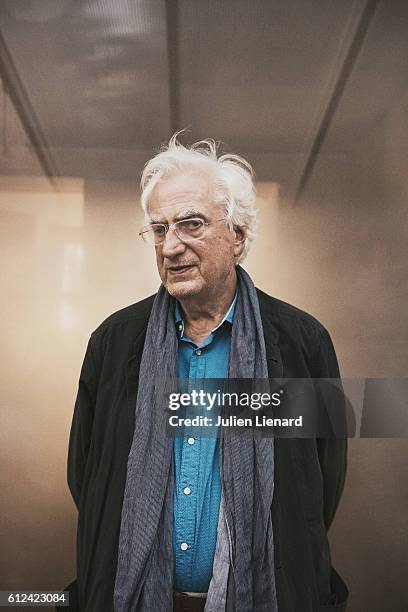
[161,226,186,258]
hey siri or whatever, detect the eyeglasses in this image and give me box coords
[139,217,227,245]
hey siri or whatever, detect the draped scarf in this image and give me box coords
[114,266,278,611]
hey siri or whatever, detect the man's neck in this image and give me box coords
[178,273,237,344]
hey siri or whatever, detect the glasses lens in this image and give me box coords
[140,224,166,245]
[175,218,205,241]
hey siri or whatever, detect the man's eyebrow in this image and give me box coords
[148,209,207,223]
[174,209,207,221]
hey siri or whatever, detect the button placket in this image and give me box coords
[176,404,200,578]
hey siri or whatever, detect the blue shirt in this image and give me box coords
[173,295,236,592]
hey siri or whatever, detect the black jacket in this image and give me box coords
[65,288,348,611]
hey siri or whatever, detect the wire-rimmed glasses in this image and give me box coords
[139,217,227,245]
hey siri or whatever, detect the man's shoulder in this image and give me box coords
[256,287,325,331]
[91,294,156,339]
[256,288,336,376]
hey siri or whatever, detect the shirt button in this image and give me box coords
[180,542,188,551]
[187,437,195,445]
[178,324,183,331]
[196,349,202,355]
[183,487,192,495]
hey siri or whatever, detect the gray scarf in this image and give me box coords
[114,266,278,611]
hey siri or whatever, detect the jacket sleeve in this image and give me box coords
[312,326,348,531]
[67,333,99,509]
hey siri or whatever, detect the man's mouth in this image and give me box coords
[167,264,196,275]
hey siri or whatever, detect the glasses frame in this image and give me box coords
[139,216,228,245]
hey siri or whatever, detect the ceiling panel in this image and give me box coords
[0,0,406,198]
[301,0,408,205]
[177,0,362,150]
[313,0,408,150]
[0,0,170,151]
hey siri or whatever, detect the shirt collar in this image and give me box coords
[175,291,237,337]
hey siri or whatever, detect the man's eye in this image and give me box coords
[181,219,203,230]
[152,225,166,236]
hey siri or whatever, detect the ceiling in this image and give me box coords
[0,0,407,201]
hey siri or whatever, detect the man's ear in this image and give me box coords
[233,225,247,259]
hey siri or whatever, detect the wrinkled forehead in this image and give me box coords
[147,171,221,222]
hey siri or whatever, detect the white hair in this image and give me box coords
[140,132,257,263]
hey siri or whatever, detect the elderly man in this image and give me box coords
[66,135,348,611]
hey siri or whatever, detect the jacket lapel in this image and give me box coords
[125,329,149,434]
[257,289,284,378]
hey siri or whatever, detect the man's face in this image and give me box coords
[148,172,244,301]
